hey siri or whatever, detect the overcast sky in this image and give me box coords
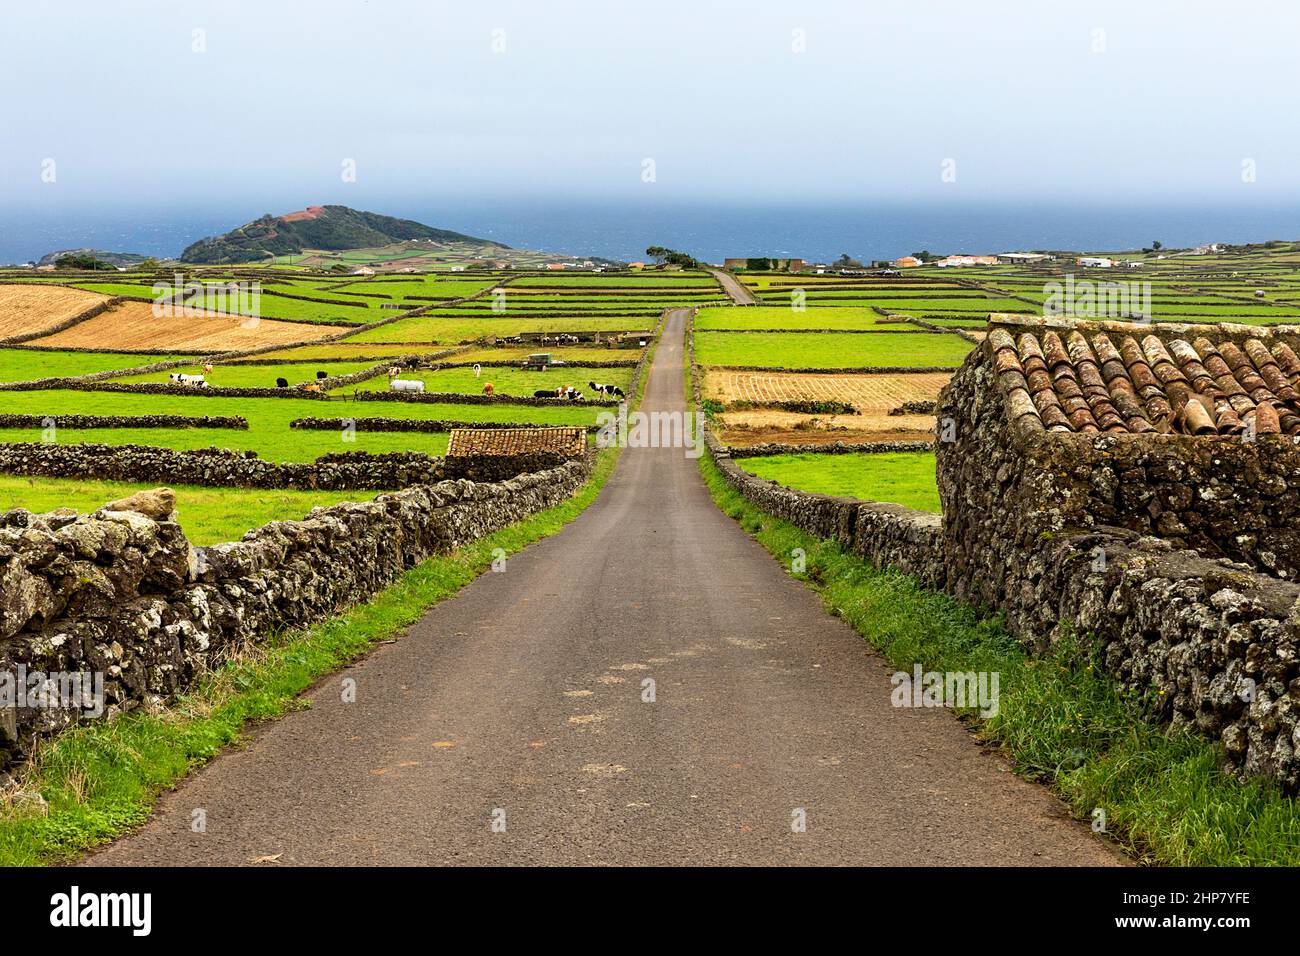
[3,0,1297,214]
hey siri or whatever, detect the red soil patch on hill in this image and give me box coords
[280,205,325,222]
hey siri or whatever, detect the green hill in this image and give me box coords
[181,205,507,264]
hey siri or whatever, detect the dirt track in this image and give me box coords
[88,309,1120,867]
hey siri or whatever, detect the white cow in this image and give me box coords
[169,373,207,387]
[390,379,425,393]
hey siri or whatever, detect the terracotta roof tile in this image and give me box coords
[447,426,587,458]
[991,320,1300,437]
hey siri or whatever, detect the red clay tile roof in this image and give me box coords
[446,426,587,457]
[988,319,1300,437]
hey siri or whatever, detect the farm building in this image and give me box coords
[1077,256,1117,268]
[935,255,999,268]
[934,314,1300,790]
[891,256,922,268]
[723,258,806,272]
[447,426,587,458]
[996,252,1052,265]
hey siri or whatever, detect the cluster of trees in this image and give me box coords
[645,246,700,268]
[54,254,114,270]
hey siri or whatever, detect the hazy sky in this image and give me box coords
[3,0,1298,214]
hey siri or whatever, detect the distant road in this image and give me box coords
[709,268,760,305]
[89,309,1118,866]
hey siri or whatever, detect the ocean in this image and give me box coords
[3,200,1298,267]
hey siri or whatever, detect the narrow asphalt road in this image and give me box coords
[709,268,760,305]
[89,310,1119,866]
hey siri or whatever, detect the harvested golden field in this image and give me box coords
[704,368,949,410]
[0,283,108,339]
[715,410,935,447]
[705,369,946,447]
[28,302,336,352]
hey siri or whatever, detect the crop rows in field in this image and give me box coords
[706,369,949,409]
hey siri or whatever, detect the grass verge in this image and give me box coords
[0,447,618,866]
[0,475,387,546]
[738,451,939,513]
[698,451,1300,866]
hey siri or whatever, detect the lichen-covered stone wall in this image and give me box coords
[936,343,1300,791]
[696,314,1300,791]
[0,458,592,766]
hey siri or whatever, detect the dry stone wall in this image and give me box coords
[0,443,443,491]
[698,315,1300,792]
[0,458,592,766]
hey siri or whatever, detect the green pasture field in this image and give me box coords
[0,389,599,462]
[739,451,939,513]
[341,364,633,397]
[112,361,379,387]
[767,296,1032,313]
[66,282,159,298]
[0,476,381,546]
[0,349,193,382]
[508,273,720,288]
[695,306,886,330]
[350,314,655,344]
[203,293,376,324]
[694,331,973,368]
[326,277,498,300]
[452,346,639,363]
[234,343,447,361]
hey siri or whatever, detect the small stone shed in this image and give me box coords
[447,427,587,458]
[442,427,589,482]
[936,315,1300,788]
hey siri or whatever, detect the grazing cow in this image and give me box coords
[303,383,321,393]
[483,383,495,395]
[534,388,559,399]
[169,372,206,386]
[589,381,624,399]
[388,366,401,380]
[276,377,289,388]
[316,370,328,380]
[202,363,214,375]
[390,379,425,393]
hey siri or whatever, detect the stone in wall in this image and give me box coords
[0,459,592,767]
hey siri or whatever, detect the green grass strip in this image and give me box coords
[0,448,618,866]
[698,451,1300,866]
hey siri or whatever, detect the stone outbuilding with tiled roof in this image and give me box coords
[447,427,587,458]
[442,426,589,482]
[935,315,1300,789]
[945,316,1300,582]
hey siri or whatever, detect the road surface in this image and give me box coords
[709,268,760,305]
[89,309,1118,866]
